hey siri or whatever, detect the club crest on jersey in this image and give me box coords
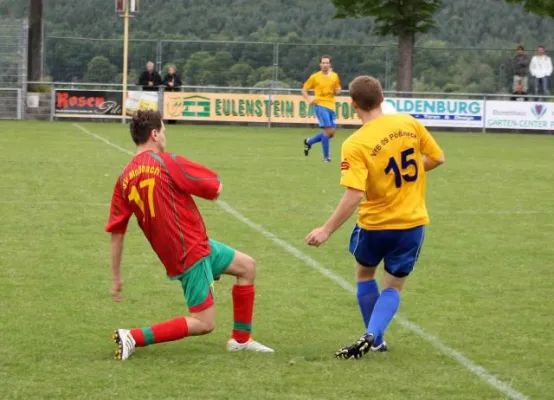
[341,160,350,170]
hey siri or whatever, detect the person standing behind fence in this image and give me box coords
[530,46,553,99]
[163,65,182,124]
[163,65,182,92]
[512,45,530,93]
[138,61,163,92]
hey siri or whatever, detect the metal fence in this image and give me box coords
[41,36,532,94]
[0,19,28,89]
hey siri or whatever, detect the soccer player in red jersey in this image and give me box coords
[106,110,273,360]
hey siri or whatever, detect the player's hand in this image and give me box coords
[305,227,331,247]
[148,81,153,86]
[111,280,123,302]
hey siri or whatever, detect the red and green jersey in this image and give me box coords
[105,150,220,277]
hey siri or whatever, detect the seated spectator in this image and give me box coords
[511,81,529,102]
[163,65,182,92]
[138,61,162,91]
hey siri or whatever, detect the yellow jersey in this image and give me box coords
[340,114,443,230]
[303,71,341,111]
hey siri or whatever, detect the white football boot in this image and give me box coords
[227,338,274,353]
[113,329,136,360]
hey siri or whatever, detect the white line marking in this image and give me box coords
[73,123,529,400]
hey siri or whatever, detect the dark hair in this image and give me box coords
[517,45,524,51]
[538,45,545,50]
[320,55,331,63]
[349,75,384,111]
[130,110,162,145]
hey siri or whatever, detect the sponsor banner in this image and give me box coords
[384,98,484,128]
[485,101,553,130]
[163,92,359,125]
[55,90,123,117]
[163,92,485,128]
[125,91,159,115]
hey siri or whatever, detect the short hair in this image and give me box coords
[349,76,384,111]
[320,55,331,63]
[538,45,545,50]
[130,110,162,145]
[146,61,154,67]
[517,45,525,51]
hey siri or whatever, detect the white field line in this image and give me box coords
[73,123,529,400]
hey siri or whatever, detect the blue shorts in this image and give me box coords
[349,225,426,278]
[314,105,336,128]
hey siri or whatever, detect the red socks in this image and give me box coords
[129,285,255,347]
[231,284,255,343]
[131,316,189,347]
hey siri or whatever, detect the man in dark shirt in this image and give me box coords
[512,45,530,93]
[138,61,162,92]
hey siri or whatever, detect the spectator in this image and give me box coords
[530,45,553,99]
[163,65,183,92]
[138,61,162,91]
[511,81,529,102]
[512,45,530,93]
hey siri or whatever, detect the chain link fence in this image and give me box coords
[41,36,527,94]
[0,18,27,119]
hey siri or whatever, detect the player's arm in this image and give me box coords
[302,75,315,104]
[335,74,342,95]
[105,180,132,301]
[418,121,445,172]
[321,188,364,235]
[170,154,221,200]
[110,233,125,302]
[305,143,366,247]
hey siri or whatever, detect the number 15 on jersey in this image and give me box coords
[384,148,418,188]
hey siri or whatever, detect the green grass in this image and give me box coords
[1,121,553,399]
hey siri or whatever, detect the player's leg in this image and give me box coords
[336,226,425,360]
[334,226,386,359]
[113,260,218,360]
[349,225,381,340]
[209,240,274,352]
[304,106,325,156]
[320,108,336,162]
[355,263,387,351]
[321,127,335,162]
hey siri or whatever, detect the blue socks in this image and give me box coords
[307,132,331,159]
[307,132,324,146]
[321,135,330,159]
[367,288,400,342]
[357,280,383,346]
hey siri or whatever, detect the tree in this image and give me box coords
[331,0,441,92]
[506,0,554,16]
[84,56,118,83]
[27,0,43,91]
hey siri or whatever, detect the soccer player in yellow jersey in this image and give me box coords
[302,55,342,162]
[305,76,445,359]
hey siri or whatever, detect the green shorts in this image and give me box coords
[174,239,236,313]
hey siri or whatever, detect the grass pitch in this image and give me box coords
[1,121,553,399]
